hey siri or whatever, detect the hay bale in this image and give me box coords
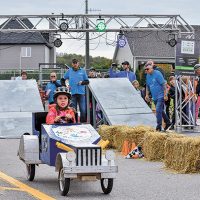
[98,125,154,151]
[112,126,133,151]
[164,136,200,173]
[127,126,154,145]
[143,131,168,161]
[143,132,184,161]
[113,126,154,151]
[98,125,126,148]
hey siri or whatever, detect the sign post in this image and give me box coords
[175,39,200,132]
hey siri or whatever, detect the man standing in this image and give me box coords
[109,61,136,82]
[145,64,171,131]
[64,59,89,123]
[45,72,61,104]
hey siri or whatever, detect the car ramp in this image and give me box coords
[87,78,156,128]
[0,80,44,138]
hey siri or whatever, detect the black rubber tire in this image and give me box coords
[101,178,113,194]
[26,164,35,181]
[58,168,70,196]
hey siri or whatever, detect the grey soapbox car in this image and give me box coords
[18,112,118,196]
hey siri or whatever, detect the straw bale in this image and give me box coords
[164,136,200,173]
[143,131,167,161]
[98,125,154,151]
[98,125,127,148]
[113,125,154,151]
[143,132,184,161]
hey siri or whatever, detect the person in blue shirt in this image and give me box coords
[63,59,89,123]
[109,61,136,82]
[145,64,171,131]
[45,72,61,104]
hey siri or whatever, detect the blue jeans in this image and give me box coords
[154,98,170,130]
[71,94,87,123]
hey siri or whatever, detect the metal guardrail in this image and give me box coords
[0,68,109,87]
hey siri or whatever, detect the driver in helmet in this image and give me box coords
[46,87,76,124]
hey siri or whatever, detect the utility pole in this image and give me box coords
[85,0,90,69]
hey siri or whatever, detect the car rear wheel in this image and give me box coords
[101,178,113,194]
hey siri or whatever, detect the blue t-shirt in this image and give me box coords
[146,70,166,100]
[109,68,136,82]
[64,67,89,95]
[45,80,61,103]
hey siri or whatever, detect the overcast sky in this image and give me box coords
[1,0,200,59]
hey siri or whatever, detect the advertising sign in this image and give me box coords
[175,39,199,75]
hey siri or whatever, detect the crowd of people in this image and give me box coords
[17,58,200,131]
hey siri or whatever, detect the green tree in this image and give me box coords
[56,53,112,69]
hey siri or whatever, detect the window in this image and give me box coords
[21,47,31,57]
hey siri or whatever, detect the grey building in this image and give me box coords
[0,18,55,70]
[113,26,200,72]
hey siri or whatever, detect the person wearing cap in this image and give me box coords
[46,87,76,124]
[145,60,166,79]
[63,59,89,123]
[145,64,171,131]
[45,72,62,104]
[194,64,200,121]
[109,61,136,82]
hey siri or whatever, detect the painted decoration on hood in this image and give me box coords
[52,126,92,141]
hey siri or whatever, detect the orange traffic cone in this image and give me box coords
[121,140,130,156]
[130,142,136,151]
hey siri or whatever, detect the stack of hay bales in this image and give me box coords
[98,125,154,151]
[98,125,200,173]
[143,132,184,161]
[164,137,200,173]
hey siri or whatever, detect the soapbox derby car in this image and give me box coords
[18,112,118,196]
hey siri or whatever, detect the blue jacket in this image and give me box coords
[109,68,136,82]
[64,67,89,95]
[45,80,61,103]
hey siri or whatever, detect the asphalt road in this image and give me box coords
[1,139,200,200]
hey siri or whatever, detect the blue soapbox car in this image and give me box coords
[18,112,118,196]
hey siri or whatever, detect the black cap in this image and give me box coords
[112,63,118,67]
[194,64,200,70]
[72,58,78,64]
[122,61,129,65]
